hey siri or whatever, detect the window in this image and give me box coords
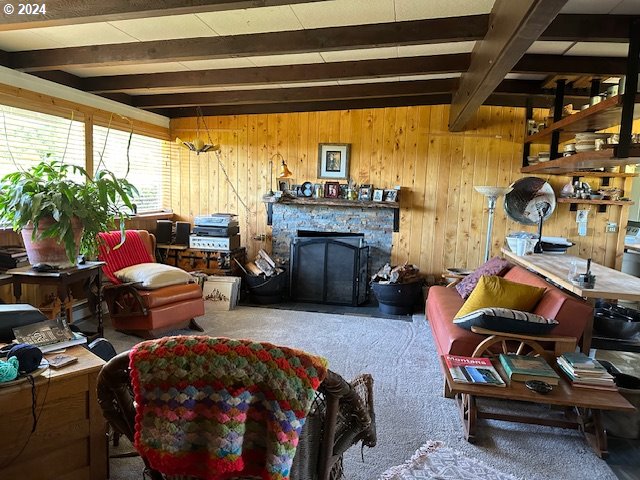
[93,126,170,213]
[0,105,85,175]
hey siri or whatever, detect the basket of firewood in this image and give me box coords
[370,263,423,315]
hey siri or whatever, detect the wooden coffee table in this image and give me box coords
[439,355,635,458]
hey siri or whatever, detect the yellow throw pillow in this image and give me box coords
[454,275,546,319]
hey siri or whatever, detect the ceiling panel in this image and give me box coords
[196,6,303,35]
[291,0,394,28]
[504,73,547,80]
[560,0,623,14]
[337,77,400,85]
[0,30,64,51]
[395,0,495,21]
[320,46,398,62]
[398,73,462,81]
[398,41,476,57]
[34,23,138,47]
[249,53,325,66]
[180,58,257,70]
[109,14,216,41]
[565,42,629,57]
[65,63,187,77]
[526,41,574,55]
[609,0,640,14]
[279,80,341,88]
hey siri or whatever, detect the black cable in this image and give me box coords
[0,367,51,469]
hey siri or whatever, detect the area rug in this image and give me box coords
[380,441,518,480]
[105,306,618,480]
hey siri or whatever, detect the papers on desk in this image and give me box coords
[12,321,87,353]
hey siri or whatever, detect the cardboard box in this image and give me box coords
[202,276,241,310]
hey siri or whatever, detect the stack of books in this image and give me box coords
[443,355,506,387]
[0,246,28,271]
[498,353,560,385]
[556,352,617,391]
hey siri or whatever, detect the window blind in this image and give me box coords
[93,125,170,213]
[0,105,85,176]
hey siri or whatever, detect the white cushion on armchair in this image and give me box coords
[114,263,193,289]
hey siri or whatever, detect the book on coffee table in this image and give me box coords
[499,354,560,385]
[443,355,506,387]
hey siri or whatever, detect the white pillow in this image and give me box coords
[114,263,193,290]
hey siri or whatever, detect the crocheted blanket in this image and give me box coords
[129,336,328,480]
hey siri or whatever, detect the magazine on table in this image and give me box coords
[443,355,506,387]
[12,320,87,353]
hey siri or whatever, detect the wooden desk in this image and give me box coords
[502,249,640,353]
[0,346,107,479]
[440,355,635,458]
[7,262,105,337]
[502,249,640,303]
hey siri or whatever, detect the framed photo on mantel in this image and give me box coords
[318,143,350,180]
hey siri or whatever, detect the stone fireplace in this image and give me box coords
[270,198,397,275]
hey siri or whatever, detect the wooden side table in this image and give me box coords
[0,346,107,479]
[7,262,105,337]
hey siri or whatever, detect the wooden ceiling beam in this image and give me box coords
[132,78,587,109]
[10,16,489,72]
[0,0,334,31]
[157,94,455,117]
[154,90,586,118]
[542,14,637,42]
[85,54,471,93]
[513,55,627,76]
[133,78,459,108]
[449,0,568,132]
[83,53,626,95]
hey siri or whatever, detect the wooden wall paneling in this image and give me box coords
[419,106,442,271]
[237,115,249,253]
[397,106,418,265]
[409,107,431,269]
[169,104,629,277]
[429,106,453,275]
[389,107,406,265]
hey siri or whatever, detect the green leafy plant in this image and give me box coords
[0,159,138,263]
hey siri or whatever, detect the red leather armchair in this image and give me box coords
[98,230,205,338]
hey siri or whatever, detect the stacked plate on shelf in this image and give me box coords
[575,133,609,152]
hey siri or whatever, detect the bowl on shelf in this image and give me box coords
[589,194,603,200]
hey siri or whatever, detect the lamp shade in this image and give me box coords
[474,185,513,198]
[278,161,293,178]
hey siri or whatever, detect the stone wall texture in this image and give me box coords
[271,203,394,275]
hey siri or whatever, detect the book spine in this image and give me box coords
[499,354,513,378]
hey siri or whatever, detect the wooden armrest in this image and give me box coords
[470,326,576,343]
[470,326,577,357]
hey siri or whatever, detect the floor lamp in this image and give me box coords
[474,186,513,263]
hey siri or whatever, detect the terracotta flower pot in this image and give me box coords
[21,216,84,268]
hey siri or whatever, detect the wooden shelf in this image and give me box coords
[559,171,638,178]
[269,196,399,209]
[557,198,634,206]
[521,146,640,174]
[525,94,640,144]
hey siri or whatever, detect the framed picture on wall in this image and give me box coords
[318,143,350,180]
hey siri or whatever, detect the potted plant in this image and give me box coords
[0,159,138,268]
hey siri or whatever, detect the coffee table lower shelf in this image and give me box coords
[457,393,608,457]
[440,356,634,459]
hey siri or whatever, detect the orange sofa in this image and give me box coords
[426,265,593,357]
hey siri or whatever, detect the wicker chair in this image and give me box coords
[97,350,376,480]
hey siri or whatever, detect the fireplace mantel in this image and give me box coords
[264,196,400,231]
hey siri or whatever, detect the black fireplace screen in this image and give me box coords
[290,236,368,306]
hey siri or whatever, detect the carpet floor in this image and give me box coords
[106,305,617,480]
